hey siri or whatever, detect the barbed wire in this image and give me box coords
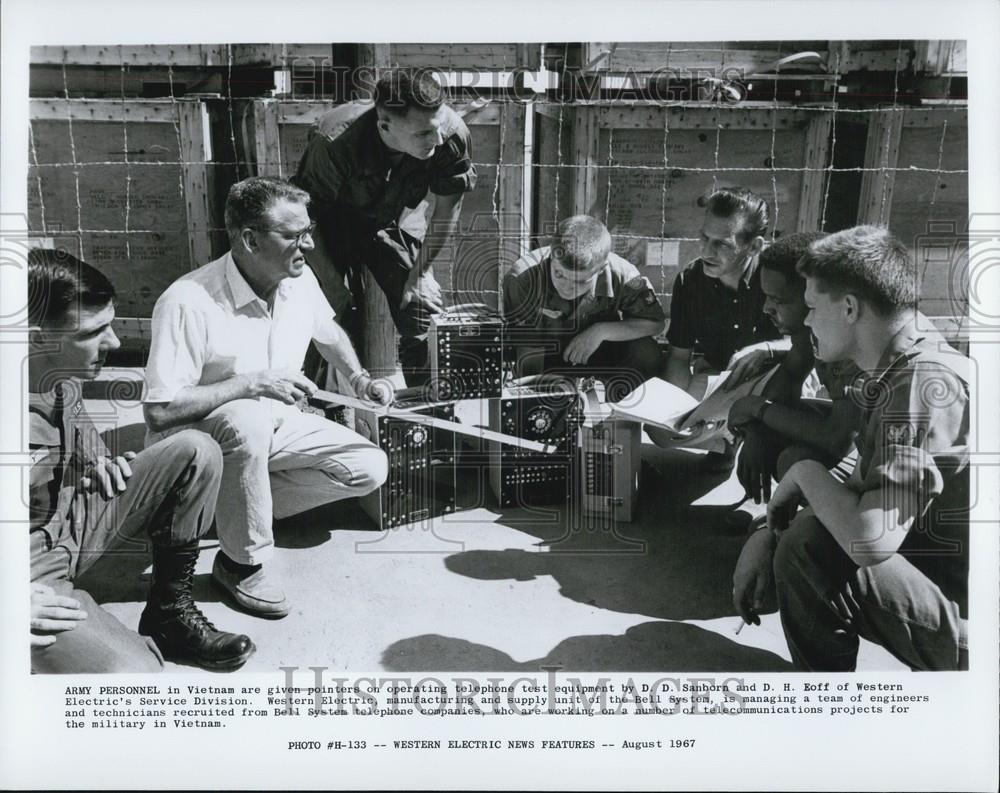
[28,44,967,322]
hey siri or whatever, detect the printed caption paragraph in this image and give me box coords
[62,671,934,737]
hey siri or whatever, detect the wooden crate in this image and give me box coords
[244,97,530,307]
[534,101,834,313]
[27,98,218,320]
[857,106,968,319]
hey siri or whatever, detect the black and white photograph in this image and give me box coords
[2,1,998,790]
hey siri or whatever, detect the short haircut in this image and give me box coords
[224,177,310,242]
[28,247,115,327]
[374,69,446,116]
[796,225,916,316]
[554,215,613,272]
[759,231,829,286]
[705,187,770,243]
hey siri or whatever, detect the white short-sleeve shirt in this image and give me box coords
[144,252,339,410]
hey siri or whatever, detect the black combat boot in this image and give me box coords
[138,542,255,671]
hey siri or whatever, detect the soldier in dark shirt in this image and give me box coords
[27,250,252,672]
[727,231,861,506]
[665,188,783,398]
[294,69,477,385]
[732,227,969,671]
[503,215,665,397]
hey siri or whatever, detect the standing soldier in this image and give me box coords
[294,69,477,385]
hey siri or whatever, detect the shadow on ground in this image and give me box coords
[443,447,750,623]
[381,620,792,672]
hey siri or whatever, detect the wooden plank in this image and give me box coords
[572,105,601,217]
[828,41,851,74]
[585,41,831,75]
[536,101,813,130]
[498,101,529,256]
[600,104,812,130]
[857,108,904,226]
[515,44,542,72]
[913,41,957,76]
[252,100,283,177]
[276,98,503,126]
[177,100,214,268]
[797,112,833,231]
[389,43,534,71]
[356,44,393,105]
[897,107,969,128]
[531,102,574,240]
[842,43,910,73]
[30,65,224,99]
[356,43,398,379]
[230,44,334,66]
[29,97,178,124]
[946,41,968,75]
[113,316,152,345]
[30,44,227,67]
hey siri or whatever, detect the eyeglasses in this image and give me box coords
[251,221,317,246]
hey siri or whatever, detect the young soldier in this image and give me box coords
[294,68,477,385]
[28,249,253,672]
[503,215,665,395]
[732,226,969,671]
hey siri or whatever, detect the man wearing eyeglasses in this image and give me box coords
[143,177,389,619]
[502,215,665,398]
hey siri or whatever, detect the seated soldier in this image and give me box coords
[726,231,861,516]
[732,226,969,671]
[502,215,665,398]
[27,249,253,672]
[663,187,784,400]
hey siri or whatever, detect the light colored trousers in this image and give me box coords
[149,399,387,565]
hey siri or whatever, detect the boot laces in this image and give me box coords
[172,554,219,635]
[176,591,219,635]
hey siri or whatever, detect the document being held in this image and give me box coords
[609,369,776,447]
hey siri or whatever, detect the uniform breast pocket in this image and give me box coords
[29,448,61,523]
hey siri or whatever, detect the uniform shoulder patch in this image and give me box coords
[885,421,915,445]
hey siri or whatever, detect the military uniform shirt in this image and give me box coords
[849,317,970,612]
[293,101,477,232]
[666,257,781,371]
[502,247,665,344]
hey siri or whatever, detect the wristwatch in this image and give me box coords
[349,369,371,390]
